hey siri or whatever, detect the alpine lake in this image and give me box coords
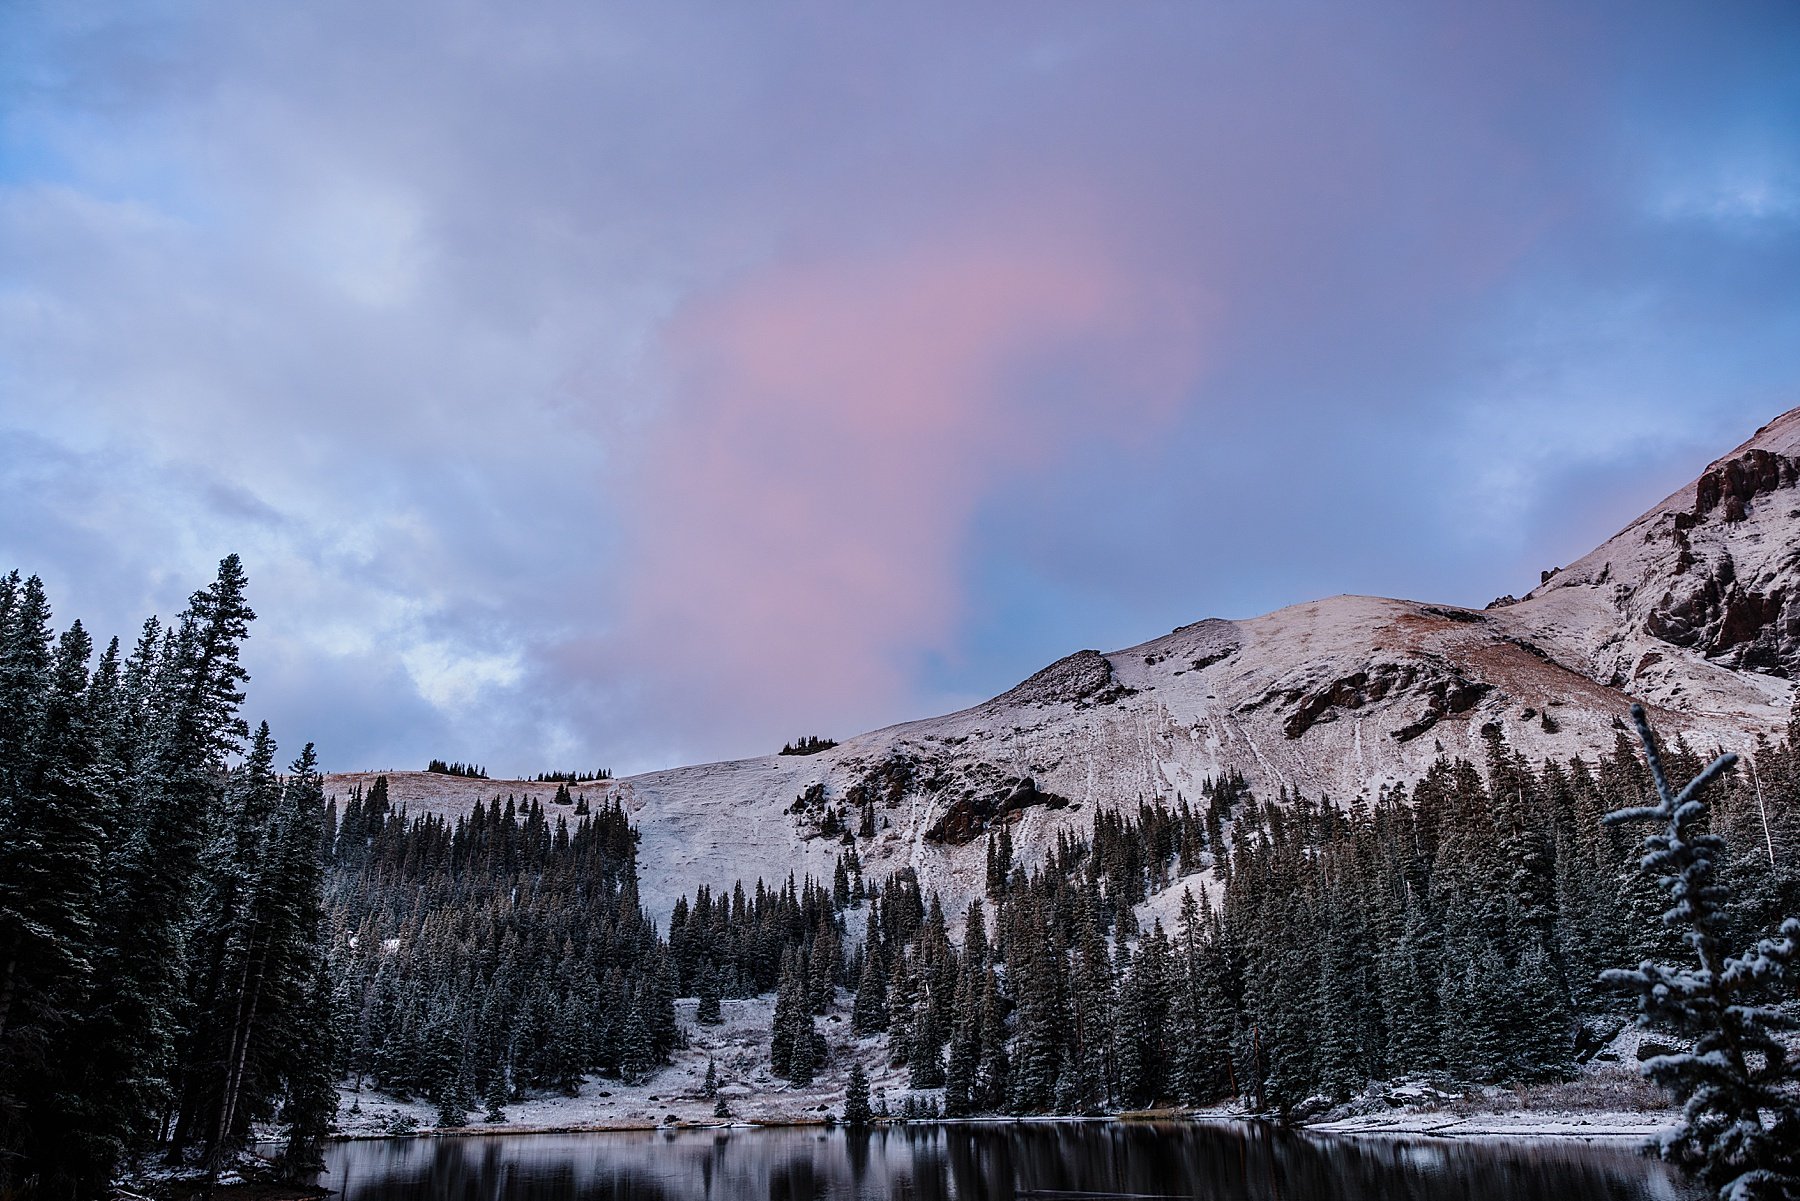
[309,1120,1696,1200]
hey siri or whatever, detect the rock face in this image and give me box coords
[1695,448,1800,523]
[923,777,1070,846]
[1263,659,1492,741]
[996,649,1135,708]
[1520,408,1800,696]
[1636,447,1800,675]
[330,408,1800,923]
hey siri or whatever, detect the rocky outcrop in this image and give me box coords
[1695,448,1800,522]
[1634,446,1800,675]
[996,649,1116,707]
[994,649,1137,709]
[922,776,1070,845]
[1388,671,1495,743]
[1647,556,1800,675]
[1258,662,1492,741]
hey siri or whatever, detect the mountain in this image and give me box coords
[328,408,1800,922]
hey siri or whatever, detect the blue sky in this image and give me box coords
[2,2,1798,775]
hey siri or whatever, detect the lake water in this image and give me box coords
[315,1121,1696,1200]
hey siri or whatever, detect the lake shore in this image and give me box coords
[1304,1108,1673,1140]
[317,1103,1676,1145]
[131,1110,1680,1201]
[322,996,1677,1148]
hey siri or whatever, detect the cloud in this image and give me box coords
[602,201,1213,744]
[0,0,1796,774]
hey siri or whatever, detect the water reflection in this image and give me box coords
[316,1121,1695,1201]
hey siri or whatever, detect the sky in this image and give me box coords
[3,2,1799,777]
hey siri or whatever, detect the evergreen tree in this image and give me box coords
[851,947,888,1034]
[843,1062,872,1125]
[764,938,827,1088]
[1604,705,1800,1200]
[696,967,723,1025]
[1170,889,1236,1103]
[0,593,108,1194]
[943,968,981,1116]
[976,967,1010,1112]
[0,560,342,1195]
[907,984,947,1090]
[276,961,339,1173]
[787,1010,822,1087]
[1004,895,1063,1113]
[886,953,917,1066]
[619,1009,654,1086]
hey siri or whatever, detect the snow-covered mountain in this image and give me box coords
[330,408,1800,922]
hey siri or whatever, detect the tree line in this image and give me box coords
[321,786,680,1127]
[779,735,838,756]
[0,559,333,1198]
[425,759,488,779]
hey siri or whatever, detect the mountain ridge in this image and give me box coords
[330,407,1800,921]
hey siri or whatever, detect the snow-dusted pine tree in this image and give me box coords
[843,1062,872,1126]
[1604,704,1800,1201]
[851,950,888,1034]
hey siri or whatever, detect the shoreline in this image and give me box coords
[317,1107,1674,1146]
[1303,1111,1673,1142]
[148,1111,1679,1199]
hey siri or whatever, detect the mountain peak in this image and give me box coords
[1523,404,1800,685]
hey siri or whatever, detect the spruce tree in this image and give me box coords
[943,972,981,1116]
[619,1007,654,1087]
[1004,897,1063,1113]
[851,948,888,1034]
[907,989,946,1089]
[1604,705,1800,1200]
[73,557,258,1189]
[696,967,723,1025]
[788,1010,821,1087]
[770,950,803,1078]
[885,954,917,1066]
[0,597,108,1196]
[844,1061,872,1125]
[976,968,1010,1112]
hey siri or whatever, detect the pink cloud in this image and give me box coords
[614,204,1214,751]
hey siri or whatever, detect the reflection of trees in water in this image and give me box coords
[927,1123,1674,1201]
[843,1128,872,1185]
[323,1123,1681,1201]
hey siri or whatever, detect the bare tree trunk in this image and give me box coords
[206,920,270,1174]
[0,950,17,1038]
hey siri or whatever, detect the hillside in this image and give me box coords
[328,408,1800,922]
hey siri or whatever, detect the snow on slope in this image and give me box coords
[1511,405,1800,713]
[327,408,1800,924]
[331,994,920,1135]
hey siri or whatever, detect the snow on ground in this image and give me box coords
[1308,1109,1674,1140]
[1302,1044,1678,1146]
[1135,869,1223,934]
[333,992,927,1138]
[331,993,1680,1147]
